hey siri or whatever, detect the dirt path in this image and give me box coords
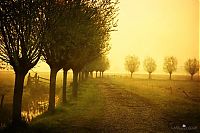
[98,80,172,133]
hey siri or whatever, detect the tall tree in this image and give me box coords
[163,56,177,80]
[100,56,110,78]
[82,55,110,78]
[42,1,68,112]
[63,0,118,97]
[0,0,45,125]
[143,57,157,79]
[184,58,199,80]
[124,55,140,78]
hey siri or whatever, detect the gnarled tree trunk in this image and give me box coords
[48,68,59,112]
[12,72,26,126]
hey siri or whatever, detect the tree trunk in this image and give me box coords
[85,72,89,79]
[169,73,172,80]
[0,95,5,108]
[12,72,26,126]
[81,72,84,81]
[90,72,93,78]
[96,71,97,78]
[48,68,58,112]
[131,72,133,78]
[191,74,194,80]
[72,70,79,98]
[149,73,151,79]
[62,69,68,104]
[102,72,104,78]
[79,72,82,82]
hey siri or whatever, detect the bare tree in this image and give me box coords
[98,56,110,78]
[184,58,199,80]
[65,0,118,97]
[84,55,110,78]
[42,1,68,112]
[143,57,156,79]
[125,55,140,78]
[0,0,45,125]
[163,56,177,80]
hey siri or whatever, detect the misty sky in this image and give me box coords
[35,0,199,74]
[108,0,199,74]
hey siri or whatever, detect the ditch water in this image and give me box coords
[22,96,59,122]
[0,96,59,128]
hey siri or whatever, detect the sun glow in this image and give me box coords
[108,0,199,74]
[34,0,199,74]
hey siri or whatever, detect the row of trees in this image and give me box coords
[82,55,110,78]
[0,0,118,126]
[125,55,199,80]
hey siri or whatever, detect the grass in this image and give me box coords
[27,79,104,133]
[1,72,200,132]
[108,77,200,125]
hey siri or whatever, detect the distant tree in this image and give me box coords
[0,0,45,125]
[85,55,110,78]
[184,58,199,80]
[143,57,157,79]
[124,55,140,78]
[99,56,110,78]
[163,56,177,80]
[82,62,95,79]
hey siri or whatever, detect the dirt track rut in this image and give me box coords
[99,80,171,133]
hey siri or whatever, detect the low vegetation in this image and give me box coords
[1,76,199,132]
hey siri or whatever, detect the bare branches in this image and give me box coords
[0,0,46,73]
[125,55,140,74]
[184,58,199,80]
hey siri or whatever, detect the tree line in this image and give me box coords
[125,55,199,80]
[0,0,118,126]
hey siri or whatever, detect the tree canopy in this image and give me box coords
[163,56,177,80]
[143,57,156,79]
[124,55,140,78]
[0,0,46,125]
[184,58,199,80]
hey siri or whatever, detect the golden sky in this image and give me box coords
[35,0,199,74]
[108,0,199,74]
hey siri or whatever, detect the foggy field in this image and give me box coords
[0,71,200,132]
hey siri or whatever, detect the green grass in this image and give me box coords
[29,77,200,132]
[28,79,104,133]
[108,77,200,124]
[1,72,200,132]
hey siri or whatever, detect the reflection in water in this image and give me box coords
[22,96,59,122]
